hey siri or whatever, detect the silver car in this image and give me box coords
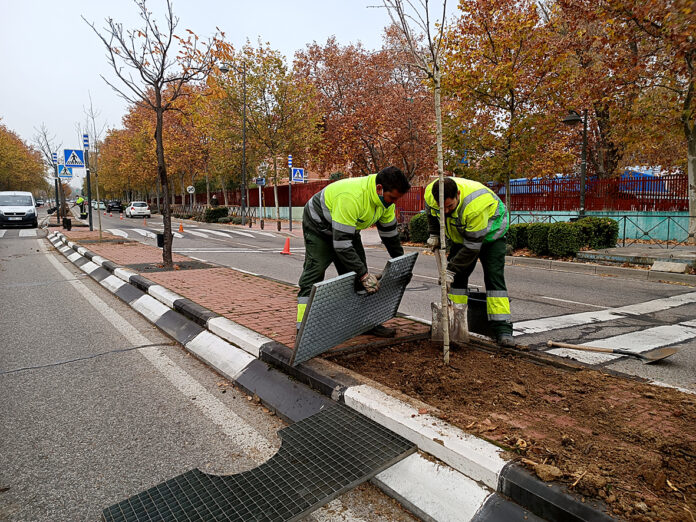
[125,201,151,218]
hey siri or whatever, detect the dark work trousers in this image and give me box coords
[448,236,512,335]
[298,228,366,300]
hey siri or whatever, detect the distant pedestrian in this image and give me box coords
[75,195,85,214]
[211,194,218,207]
[424,176,514,347]
[297,166,411,337]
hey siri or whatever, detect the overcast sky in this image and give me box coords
[1,0,437,155]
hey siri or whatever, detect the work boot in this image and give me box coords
[496,333,516,348]
[367,324,396,338]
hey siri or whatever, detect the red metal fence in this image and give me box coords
[169,174,688,214]
[487,174,688,212]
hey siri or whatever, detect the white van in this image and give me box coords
[0,191,38,228]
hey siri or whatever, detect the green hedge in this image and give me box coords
[527,223,552,255]
[203,206,229,223]
[577,217,619,249]
[548,222,582,257]
[217,217,231,223]
[409,212,429,243]
[506,223,529,250]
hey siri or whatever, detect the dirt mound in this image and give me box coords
[336,341,696,521]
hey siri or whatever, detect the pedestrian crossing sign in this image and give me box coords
[291,168,305,183]
[64,149,85,167]
[58,165,73,179]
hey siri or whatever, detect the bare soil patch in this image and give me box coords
[335,341,696,521]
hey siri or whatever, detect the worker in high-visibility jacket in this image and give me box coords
[75,195,85,214]
[424,176,514,347]
[297,166,411,338]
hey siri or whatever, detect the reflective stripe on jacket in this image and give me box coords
[424,177,509,250]
[305,174,403,276]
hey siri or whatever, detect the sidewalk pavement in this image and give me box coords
[48,228,619,521]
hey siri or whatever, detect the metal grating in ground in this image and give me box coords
[291,253,418,366]
[102,404,415,522]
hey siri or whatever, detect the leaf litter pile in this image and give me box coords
[335,340,696,521]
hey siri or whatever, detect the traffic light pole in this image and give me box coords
[53,166,60,224]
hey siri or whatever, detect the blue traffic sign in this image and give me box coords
[83,134,89,149]
[255,177,266,186]
[58,165,73,178]
[52,152,58,165]
[288,154,293,167]
[64,149,85,168]
[291,167,305,183]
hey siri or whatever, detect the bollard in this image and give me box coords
[277,220,281,232]
[62,217,72,231]
[156,232,164,248]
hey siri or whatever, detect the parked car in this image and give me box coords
[0,191,38,228]
[35,199,44,207]
[107,200,123,212]
[92,200,106,210]
[125,201,151,218]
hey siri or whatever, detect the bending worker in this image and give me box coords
[425,176,514,347]
[297,166,411,338]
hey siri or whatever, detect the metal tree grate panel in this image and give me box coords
[102,405,415,522]
[292,252,418,366]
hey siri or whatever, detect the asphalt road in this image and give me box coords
[0,220,417,521]
[85,211,696,392]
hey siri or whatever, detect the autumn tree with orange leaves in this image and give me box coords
[295,36,435,183]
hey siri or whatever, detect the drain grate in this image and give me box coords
[292,253,417,366]
[102,405,415,521]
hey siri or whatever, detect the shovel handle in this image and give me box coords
[546,340,614,353]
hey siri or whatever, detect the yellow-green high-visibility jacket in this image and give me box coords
[424,177,509,251]
[305,174,403,277]
[76,197,85,204]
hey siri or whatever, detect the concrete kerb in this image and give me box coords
[47,231,613,521]
[507,255,694,286]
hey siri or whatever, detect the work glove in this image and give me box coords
[360,272,380,294]
[426,235,440,251]
[445,270,455,285]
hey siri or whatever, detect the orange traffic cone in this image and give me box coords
[109,212,113,217]
[143,218,147,226]
[103,211,106,216]
[280,238,291,255]
[179,222,184,233]
[120,213,123,220]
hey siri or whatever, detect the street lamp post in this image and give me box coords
[562,109,588,217]
[219,62,247,226]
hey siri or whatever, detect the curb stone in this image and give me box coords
[47,231,614,521]
[507,255,694,286]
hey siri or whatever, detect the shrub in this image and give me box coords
[506,223,529,250]
[548,222,582,257]
[217,217,231,223]
[230,216,243,225]
[408,212,429,243]
[527,223,552,255]
[577,217,619,249]
[203,206,229,223]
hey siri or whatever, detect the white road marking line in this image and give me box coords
[537,296,608,309]
[107,228,129,238]
[227,229,255,238]
[0,230,6,238]
[548,321,696,365]
[39,238,277,462]
[255,231,275,237]
[131,228,156,239]
[514,291,696,336]
[187,230,210,238]
[206,230,233,238]
[173,248,305,253]
[18,229,37,237]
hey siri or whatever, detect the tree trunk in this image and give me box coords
[205,171,210,206]
[155,104,173,266]
[434,72,450,364]
[219,175,229,206]
[688,133,696,245]
[273,156,280,220]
